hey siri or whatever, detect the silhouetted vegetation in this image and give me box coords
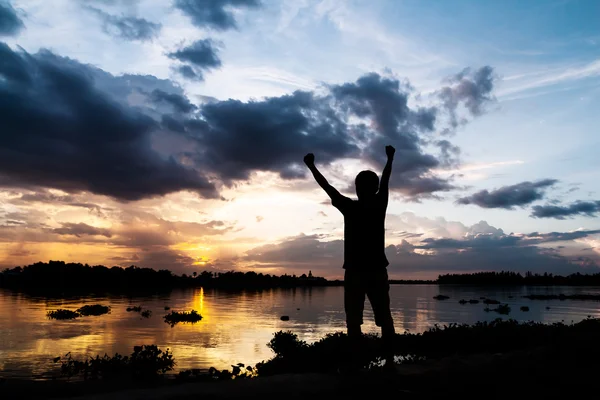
[524,294,600,301]
[433,295,449,300]
[54,345,174,380]
[46,305,110,320]
[126,305,151,318]
[0,261,339,293]
[76,304,110,316]
[47,309,79,320]
[177,364,257,382]
[6,262,600,295]
[255,317,600,375]
[483,298,500,305]
[438,270,600,285]
[163,310,202,327]
[389,279,436,284]
[488,304,511,315]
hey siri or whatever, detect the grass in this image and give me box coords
[163,310,203,327]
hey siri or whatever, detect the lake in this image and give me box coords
[1,284,600,379]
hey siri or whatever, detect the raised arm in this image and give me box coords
[379,145,395,196]
[303,153,344,200]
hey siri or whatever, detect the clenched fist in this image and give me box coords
[385,145,395,159]
[303,153,315,166]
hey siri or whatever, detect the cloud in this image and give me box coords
[329,73,448,196]
[456,179,558,209]
[243,228,600,278]
[0,43,217,201]
[53,222,113,238]
[531,200,600,219]
[174,0,261,31]
[244,233,343,268]
[0,1,23,36]
[185,90,359,183]
[87,6,161,41]
[386,212,505,239]
[150,89,197,113]
[168,39,222,81]
[438,66,497,132]
[0,40,497,201]
[525,230,600,243]
[326,69,496,198]
[14,190,108,216]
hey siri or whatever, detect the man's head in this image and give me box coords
[355,170,379,200]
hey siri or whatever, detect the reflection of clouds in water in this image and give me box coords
[2,285,600,378]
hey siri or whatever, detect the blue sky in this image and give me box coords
[0,0,599,278]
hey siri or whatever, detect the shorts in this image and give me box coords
[344,268,393,327]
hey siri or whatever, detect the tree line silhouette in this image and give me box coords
[437,270,600,285]
[3,262,600,293]
[0,261,337,293]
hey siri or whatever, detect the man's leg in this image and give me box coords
[367,269,396,367]
[344,270,365,368]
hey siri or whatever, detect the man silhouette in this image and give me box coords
[304,145,396,370]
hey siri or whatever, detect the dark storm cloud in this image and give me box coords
[186,90,359,183]
[87,6,161,41]
[438,66,496,131]
[178,69,496,198]
[525,230,600,243]
[531,200,600,219]
[168,39,222,81]
[0,1,23,36]
[330,73,455,197]
[0,43,217,201]
[174,0,261,31]
[0,39,496,201]
[53,223,113,238]
[177,65,201,80]
[150,89,197,113]
[456,179,558,209]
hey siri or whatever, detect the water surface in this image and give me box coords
[1,285,599,379]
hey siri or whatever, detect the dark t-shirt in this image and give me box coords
[331,192,389,270]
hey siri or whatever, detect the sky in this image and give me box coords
[0,0,599,279]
